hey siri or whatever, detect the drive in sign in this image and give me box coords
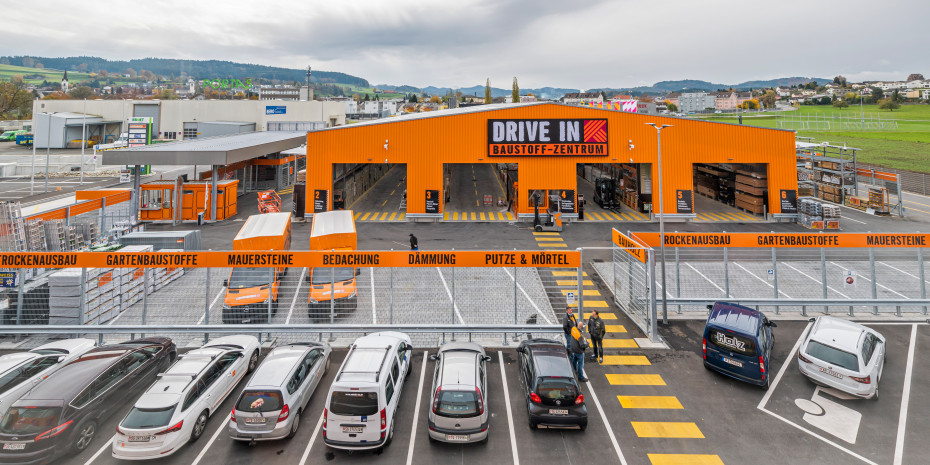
[488,119,608,156]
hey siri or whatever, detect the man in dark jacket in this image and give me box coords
[588,310,606,363]
[562,307,577,350]
[569,321,589,382]
[409,233,418,251]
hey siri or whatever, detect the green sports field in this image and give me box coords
[696,104,930,173]
[0,64,94,84]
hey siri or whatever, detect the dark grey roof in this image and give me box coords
[102,131,306,166]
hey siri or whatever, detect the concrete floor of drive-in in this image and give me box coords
[47,319,926,465]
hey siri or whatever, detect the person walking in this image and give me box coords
[409,233,418,251]
[588,310,605,363]
[562,307,577,351]
[569,321,589,382]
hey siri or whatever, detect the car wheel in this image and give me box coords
[72,420,96,452]
[579,423,587,431]
[286,410,301,439]
[190,410,209,442]
[528,418,537,430]
[384,421,394,447]
[871,388,879,401]
[247,350,259,373]
[480,433,489,444]
[534,225,543,232]
[761,376,770,391]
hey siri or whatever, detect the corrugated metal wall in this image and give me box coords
[305,103,797,215]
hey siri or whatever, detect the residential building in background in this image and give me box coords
[561,92,603,105]
[678,92,716,113]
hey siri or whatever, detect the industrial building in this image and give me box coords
[30,99,346,148]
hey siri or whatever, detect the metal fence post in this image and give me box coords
[389,265,394,324]
[820,247,828,314]
[919,247,927,315]
[451,258,456,342]
[869,248,877,315]
[648,248,659,343]
[771,248,779,314]
[99,196,107,235]
[141,268,149,338]
[612,244,618,297]
[204,266,211,344]
[675,246,681,314]
[329,267,336,342]
[15,273,24,342]
[723,246,730,298]
[511,250,518,344]
[577,248,584,321]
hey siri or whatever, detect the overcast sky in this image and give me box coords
[4,0,927,89]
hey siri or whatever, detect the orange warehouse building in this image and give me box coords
[303,102,799,220]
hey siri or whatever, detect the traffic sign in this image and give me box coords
[566,291,576,305]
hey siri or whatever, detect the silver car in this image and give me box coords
[228,342,331,442]
[798,316,886,399]
[428,342,491,444]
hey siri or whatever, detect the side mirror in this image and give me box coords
[355,268,361,277]
[706,304,713,311]
[429,354,438,361]
[238,352,245,358]
[482,355,493,362]
[223,279,229,287]
[808,317,816,323]
[406,346,413,351]
[768,321,778,328]
[305,274,311,283]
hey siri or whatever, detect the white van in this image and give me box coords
[323,332,413,451]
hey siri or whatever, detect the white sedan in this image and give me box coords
[0,338,96,421]
[798,316,885,399]
[112,335,260,460]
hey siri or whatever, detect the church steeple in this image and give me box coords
[61,70,69,94]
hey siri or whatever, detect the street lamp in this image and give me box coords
[645,123,673,325]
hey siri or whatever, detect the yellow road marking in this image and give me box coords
[605,324,626,333]
[453,212,459,221]
[648,454,723,465]
[605,374,664,386]
[583,300,608,307]
[561,289,600,296]
[539,243,568,248]
[618,396,683,409]
[506,212,515,220]
[388,212,397,221]
[398,213,405,221]
[470,212,476,221]
[480,212,486,221]
[353,212,362,220]
[382,198,389,207]
[903,204,930,215]
[601,355,650,365]
[553,271,587,276]
[633,422,704,438]
[535,237,564,242]
[592,308,614,315]
[379,212,389,221]
[601,339,638,348]
[608,212,624,220]
[361,212,372,221]
[905,198,930,208]
[556,280,593,286]
[443,212,449,221]
[533,232,560,236]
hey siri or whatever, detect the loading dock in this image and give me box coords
[302,102,799,221]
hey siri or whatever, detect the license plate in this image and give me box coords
[342,426,363,433]
[722,357,743,368]
[549,409,569,415]
[2,442,25,450]
[245,417,267,424]
[128,435,152,442]
[446,434,469,441]
[819,366,843,379]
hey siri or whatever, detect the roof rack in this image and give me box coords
[335,345,391,383]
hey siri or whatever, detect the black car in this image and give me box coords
[516,339,587,430]
[0,337,176,464]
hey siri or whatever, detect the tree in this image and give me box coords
[512,77,519,103]
[844,92,858,103]
[0,77,32,119]
[907,73,925,82]
[484,78,491,104]
[833,75,847,87]
[666,102,678,112]
[76,63,88,72]
[832,99,849,108]
[819,96,831,105]
[871,87,884,101]
[21,57,35,67]
[126,68,137,78]
[761,90,777,109]
[878,98,901,111]
[892,89,902,102]
[69,86,93,99]
[429,95,441,104]
[364,94,370,101]
[35,63,44,69]
[408,94,418,103]
[352,93,360,102]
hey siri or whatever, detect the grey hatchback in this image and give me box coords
[427,342,492,444]
[228,342,331,442]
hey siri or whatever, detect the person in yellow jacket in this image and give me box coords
[568,321,589,382]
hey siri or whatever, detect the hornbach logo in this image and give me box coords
[488,119,608,156]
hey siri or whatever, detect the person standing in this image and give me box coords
[409,233,418,251]
[569,321,589,382]
[588,310,605,363]
[562,307,577,351]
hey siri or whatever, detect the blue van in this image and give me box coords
[702,302,776,389]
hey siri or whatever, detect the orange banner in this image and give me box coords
[612,229,647,263]
[0,250,580,269]
[631,232,930,248]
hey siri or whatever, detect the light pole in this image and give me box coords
[44,112,52,193]
[80,98,86,185]
[645,123,673,325]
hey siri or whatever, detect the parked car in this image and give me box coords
[112,335,260,460]
[228,342,331,442]
[0,130,26,142]
[323,332,412,451]
[516,339,587,430]
[0,339,97,423]
[798,316,885,399]
[702,302,776,389]
[427,342,492,444]
[0,337,176,464]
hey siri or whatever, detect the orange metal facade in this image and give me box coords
[304,103,797,216]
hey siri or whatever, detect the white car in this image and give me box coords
[112,335,260,460]
[798,316,885,399]
[0,338,96,422]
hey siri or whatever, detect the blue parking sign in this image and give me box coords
[0,271,17,288]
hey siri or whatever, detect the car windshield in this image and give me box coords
[311,268,355,285]
[236,390,284,412]
[806,341,860,371]
[228,268,272,289]
[536,377,579,401]
[708,328,756,357]
[435,390,479,418]
[0,407,61,435]
[329,391,378,416]
[121,405,176,429]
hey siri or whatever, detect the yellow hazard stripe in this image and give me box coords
[539,243,568,248]
[601,355,650,365]
[556,280,593,286]
[605,374,665,386]
[553,271,586,276]
[533,232,560,236]
[648,454,724,465]
[618,396,683,409]
[560,289,600,296]
[633,422,704,438]
[601,339,638,348]
[605,324,626,333]
[535,237,564,241]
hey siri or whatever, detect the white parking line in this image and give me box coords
[893,324,918,465]
[405,351,429,465]
[189,413,230,465]
[879,261,927,283]
[82,434,116,465]
[685,262,727,295]
[371,268,378,324]
[298,413,325,465]
[286,267,307,325]
[436,268,467,325]
[197,286,228,325]
[583,378,628,465]
[782,262,850,298]
[829,261,910,299]
[501,268,552,324]
[497,351,520,465]
[734,262,793,298]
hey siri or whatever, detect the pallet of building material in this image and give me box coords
[736,199,765,214]
[735,174,766,188]
[822,205,841,219]
[735,182,765,196]
[736,169,766,179]
[696,185,717,198]
[735,192,765,206]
